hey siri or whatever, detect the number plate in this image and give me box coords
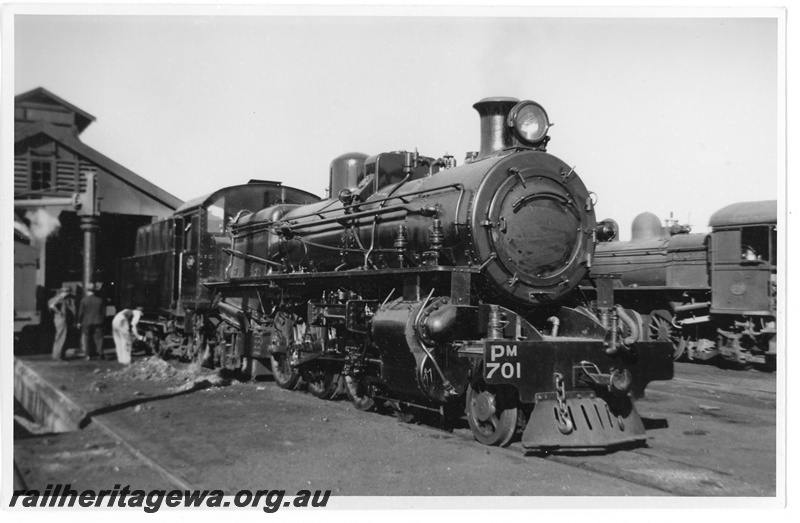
[483,342,524,382]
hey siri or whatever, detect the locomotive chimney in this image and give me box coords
[473,97,520,160]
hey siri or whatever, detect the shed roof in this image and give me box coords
[15,87,96,134]
[16,121,183,210]
[708,200,777,228]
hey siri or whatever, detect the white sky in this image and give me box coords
[7,6,783,239]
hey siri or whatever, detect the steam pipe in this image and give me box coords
[615,305,639,346]
[414,289,457,397]
[233,184,461,233]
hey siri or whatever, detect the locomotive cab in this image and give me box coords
[709,201,777,316]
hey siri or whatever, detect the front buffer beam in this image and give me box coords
[483,339,672,451]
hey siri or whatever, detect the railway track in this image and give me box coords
[15,357,777,497]
[376,361,777,496]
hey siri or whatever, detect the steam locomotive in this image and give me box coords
[120,97,674,451]
[589,201,777,369]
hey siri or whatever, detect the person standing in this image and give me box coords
[48,287,75,360]
[77,284,105,360]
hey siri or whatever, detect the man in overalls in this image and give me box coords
[112,308,144,365]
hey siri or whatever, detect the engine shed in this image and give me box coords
[13,87,183,339]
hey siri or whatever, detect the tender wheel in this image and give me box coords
[144,332,160,357]
[647,309,685,361]
[198,319,220,369]
[270,353,301,390]
[160,332,183,359]
[465,381,518,447]
[344,374,375,411]
[212,322,241,372]
[305,368,342,400]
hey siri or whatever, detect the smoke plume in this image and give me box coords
[25,208,61,241]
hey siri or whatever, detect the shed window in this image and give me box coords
[30,160,53,191]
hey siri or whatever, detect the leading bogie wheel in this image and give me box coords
[270,353,301,390]
[465,380,518,447]
[305,368,342,400]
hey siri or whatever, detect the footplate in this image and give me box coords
[521,395,646,451]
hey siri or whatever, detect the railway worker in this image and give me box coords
[77,284,106,360]
[48,286,75,360]
[112,308,144,365]
[742,245,760,261]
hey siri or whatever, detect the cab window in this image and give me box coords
[740,226,770,262]
[184,213,200,251]
[770,226,777,266]
[207,196,226,234]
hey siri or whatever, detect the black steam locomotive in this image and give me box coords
[589,201,777,369]
[120,97,674,451]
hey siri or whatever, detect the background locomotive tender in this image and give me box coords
[589,201,777,369]
[122,97,674,451]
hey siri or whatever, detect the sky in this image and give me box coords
[7,6,783,240]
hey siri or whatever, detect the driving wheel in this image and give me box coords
[270,353,301,390]
[647,309,686,361]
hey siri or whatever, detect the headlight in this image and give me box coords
[507,100,550,145]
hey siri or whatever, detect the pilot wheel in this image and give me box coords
[465,380,519,447]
